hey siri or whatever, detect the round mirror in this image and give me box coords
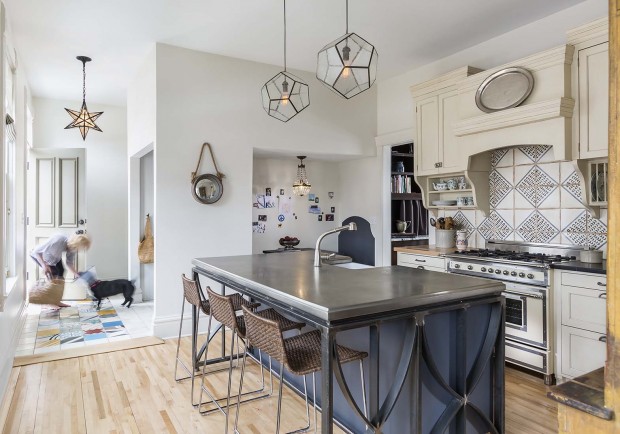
[192,174,223,204]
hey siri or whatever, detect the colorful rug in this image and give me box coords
[35,298,128,352]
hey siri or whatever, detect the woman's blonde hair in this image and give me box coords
[67,234,91,251]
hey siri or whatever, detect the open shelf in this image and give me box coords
[392,171,415,175]
[391,152,415,157]
[392,193,422,200]
[429,189,473,194]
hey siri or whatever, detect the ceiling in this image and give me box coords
[5,0,586,107]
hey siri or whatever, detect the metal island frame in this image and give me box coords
[192,251,505,434]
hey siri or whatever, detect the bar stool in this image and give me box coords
[235,305,368,434]
[200,286,306,433]
[174,274,259,406]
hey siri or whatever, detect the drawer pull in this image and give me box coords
[414,259,427,263]
[417,266,425,270]
[599,336,607,343]
[597,282,606,287]
[599,292,607,299]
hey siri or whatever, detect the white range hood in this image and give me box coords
[454,45,575,161]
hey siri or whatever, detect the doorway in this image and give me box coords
[26,148,87,298]
[139,150,154,301]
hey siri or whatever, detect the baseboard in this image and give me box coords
[153,312,220,339]
[0,297,27,411]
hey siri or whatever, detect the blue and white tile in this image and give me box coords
[490,167,514,209]
[514,145,553,165]
[491,148,514,168]
[515,210,560,244]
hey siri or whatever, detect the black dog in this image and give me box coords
[90,279,135,309]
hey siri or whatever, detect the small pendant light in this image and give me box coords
[261,0,310,122]
[316,0,378,99]
[65,56,103,140]
[292,156,311,196]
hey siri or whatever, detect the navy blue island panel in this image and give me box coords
[192,252,505,434]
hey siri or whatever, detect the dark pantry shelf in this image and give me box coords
[391,152,414,157]
[391,193,422,200]
[391,172,415,175]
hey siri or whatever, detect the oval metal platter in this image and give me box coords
[475,67,534,113]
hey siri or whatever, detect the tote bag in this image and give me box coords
[138,214,154,264]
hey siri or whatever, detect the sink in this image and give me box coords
[332,262,374,270]
[321,251,353,265]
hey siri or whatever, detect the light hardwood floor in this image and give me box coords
[0,333,558,433]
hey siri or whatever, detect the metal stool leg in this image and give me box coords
[312,373,318,434]
[275,362,285,434]
[233,348,249,434]
[198,314,213,411]
[174,295,186,382]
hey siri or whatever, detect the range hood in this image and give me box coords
[454,45,575,161]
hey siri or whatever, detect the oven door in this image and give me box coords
[503,282,547,349]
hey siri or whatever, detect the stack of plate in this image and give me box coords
[431,200,457,206]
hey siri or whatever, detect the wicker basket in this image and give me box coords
[29,279,65,305]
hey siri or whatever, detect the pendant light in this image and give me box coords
[261,0,310,122]
[65,56,103,140]
[316,0,378,99]
[292,156,311,196]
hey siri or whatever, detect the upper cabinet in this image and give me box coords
[411,67,481,176]
[568,18,609,159]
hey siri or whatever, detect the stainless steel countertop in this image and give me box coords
[192,251,504,322]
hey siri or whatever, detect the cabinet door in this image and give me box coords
[561,285,606,334]
[578,42,609,159]
[416,96,439,176]
[439,90,461,173]
[561,326,606,378]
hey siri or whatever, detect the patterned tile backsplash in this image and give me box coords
[434,145,608,252]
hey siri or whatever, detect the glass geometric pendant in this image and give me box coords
[65,56,103,140]
[261,72,310,122]
[261,0,310,122]
[317,32,378,99]
[316,0,378,99]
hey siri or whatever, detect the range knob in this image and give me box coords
[510,271,517,277]
[488,268,494,274]
[467,265,473,271]
[527,273,535,279]
[454,263,461,269]
[495,269,501,274]
[518,272,526,278]
[503,270,509,275]
[481,267,487,272]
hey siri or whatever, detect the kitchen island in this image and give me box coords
[192,251,505,434]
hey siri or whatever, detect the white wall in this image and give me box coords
[33,98,128,279]
[377,0,608,138]
[127,48,155,157]
[252,157,339,254]
[147,43,376,336]
[0,1,32,404]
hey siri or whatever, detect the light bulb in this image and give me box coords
[281,80,289,105]
[342,67,350,78]
[342,45,352,79]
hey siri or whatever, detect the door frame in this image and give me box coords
[128,142,154,304]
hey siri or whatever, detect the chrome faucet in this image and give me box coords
[314,222,357,267]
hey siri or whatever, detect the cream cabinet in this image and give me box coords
[396,252,446,273]
[411,67,480,176]
[555,270,607,380]
[577,42,609,159]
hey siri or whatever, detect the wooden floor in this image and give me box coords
[0,332,558,434]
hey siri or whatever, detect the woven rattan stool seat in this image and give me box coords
[284,330,368,376]
[258,308,306,333]
[200,294,260,316]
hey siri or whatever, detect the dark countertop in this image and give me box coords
[193,251,504,322]
[552,260,606,275]
[547,367,613,420]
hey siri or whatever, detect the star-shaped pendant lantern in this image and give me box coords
[64,56,103,140]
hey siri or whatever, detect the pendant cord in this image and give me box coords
[82,60,86,103]
[283,0,287,71]
[346,0,349,34]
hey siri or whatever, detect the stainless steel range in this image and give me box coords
[445,240,581,385]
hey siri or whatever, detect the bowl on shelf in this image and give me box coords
[431,200,457,206]
[279,237,300,249]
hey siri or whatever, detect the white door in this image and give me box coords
[27,149,86,287]
[416,95,439,176]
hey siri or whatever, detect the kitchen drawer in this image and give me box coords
[561,285,607,334]
[396,253,445,270]
[561,326,606,379]
[560,271,607,291]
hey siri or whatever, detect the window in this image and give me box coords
[3,50,16,282]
